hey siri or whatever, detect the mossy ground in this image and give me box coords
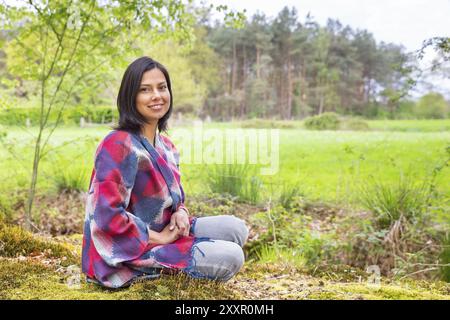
[0,222,448,300]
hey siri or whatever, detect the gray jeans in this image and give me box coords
[184,215,249,281]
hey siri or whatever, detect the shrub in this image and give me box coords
[342,118,370,131]
[0,105,117,126]
[414,92,449,119]
[304,112,340,130]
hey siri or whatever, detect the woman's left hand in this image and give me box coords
[169,209,190,237]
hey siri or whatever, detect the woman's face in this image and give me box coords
[136,68,171,125]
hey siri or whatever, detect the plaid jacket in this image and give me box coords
[81,130,203,288]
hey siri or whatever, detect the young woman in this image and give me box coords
[81,57,249,289]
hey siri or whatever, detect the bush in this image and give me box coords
[342,118,370,131]
[414,93,449,119]
[304,112,341,130]
[0,105,117,126]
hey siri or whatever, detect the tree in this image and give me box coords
[415,92,449,119]
[0,0,198,230]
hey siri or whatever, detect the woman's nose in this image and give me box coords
[151,90,162,100]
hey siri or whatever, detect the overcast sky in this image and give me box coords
[206,0,450,97]
[207,0,450,52]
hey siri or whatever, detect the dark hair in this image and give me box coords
[115,56,173,133]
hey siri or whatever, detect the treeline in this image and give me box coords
[200,6,448,120]
[0,5,448,121]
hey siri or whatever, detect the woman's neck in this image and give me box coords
[141,122,158,146]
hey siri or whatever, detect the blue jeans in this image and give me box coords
[183,215,249,281]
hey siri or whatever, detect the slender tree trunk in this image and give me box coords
[25,135,42,231]
[231,37,237,94]
[256,47,260,79]
[241,44,247,117]
[286,55,293,119]
[318,86,325,115]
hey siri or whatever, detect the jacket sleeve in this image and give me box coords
[162,135,189,215]
[88,131,149,267]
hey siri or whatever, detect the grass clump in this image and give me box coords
[52,157,90,193]
[359,175,432,229]
[206,164,262,204]
[304,112,341,130]
[256,244,307,269]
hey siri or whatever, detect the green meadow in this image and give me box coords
[1,120,449,208]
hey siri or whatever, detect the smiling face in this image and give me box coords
[136,68,171,125]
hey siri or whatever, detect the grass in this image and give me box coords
[205,164,263,204]
[1,122,449,207]
[255,244,307,269]
[359,174,433,228]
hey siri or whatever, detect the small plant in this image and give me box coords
[359,175,432,229]
[52,157,90,194]
[206,164,262,204]
[278,182,305,210]
[256,244,306,269]
[304,112,340,130]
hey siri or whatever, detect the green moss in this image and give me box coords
[323,283,450,300]
[0,221,78,266]
[0,258,240,300]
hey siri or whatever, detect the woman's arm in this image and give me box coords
[88,131,151,266]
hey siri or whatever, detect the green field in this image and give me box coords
[1,120,449,209]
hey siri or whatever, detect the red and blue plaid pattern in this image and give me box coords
[81,130,203,288]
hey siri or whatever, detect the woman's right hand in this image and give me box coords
[149,223,181,245]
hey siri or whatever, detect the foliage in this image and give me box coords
[255,244,306,269]
[341,118,370,131]
[0,105,117,125]
[52,157,90,194]
[205,164,262,204]
[414,92,449,119]
[249,202,337,266]
[304,112,341,130]
[359,175,433,229]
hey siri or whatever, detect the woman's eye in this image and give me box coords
[140,88,149,92]
[160,85,167,90]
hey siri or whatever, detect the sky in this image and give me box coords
[206,0,450,97]
[207,0,450,52]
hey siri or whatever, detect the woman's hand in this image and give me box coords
[159,223,182,244]
[169,208,190,237]
[149,223,181,245]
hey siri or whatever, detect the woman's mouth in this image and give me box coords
[148,104,164,110]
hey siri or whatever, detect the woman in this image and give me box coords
[81,56,249,289]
